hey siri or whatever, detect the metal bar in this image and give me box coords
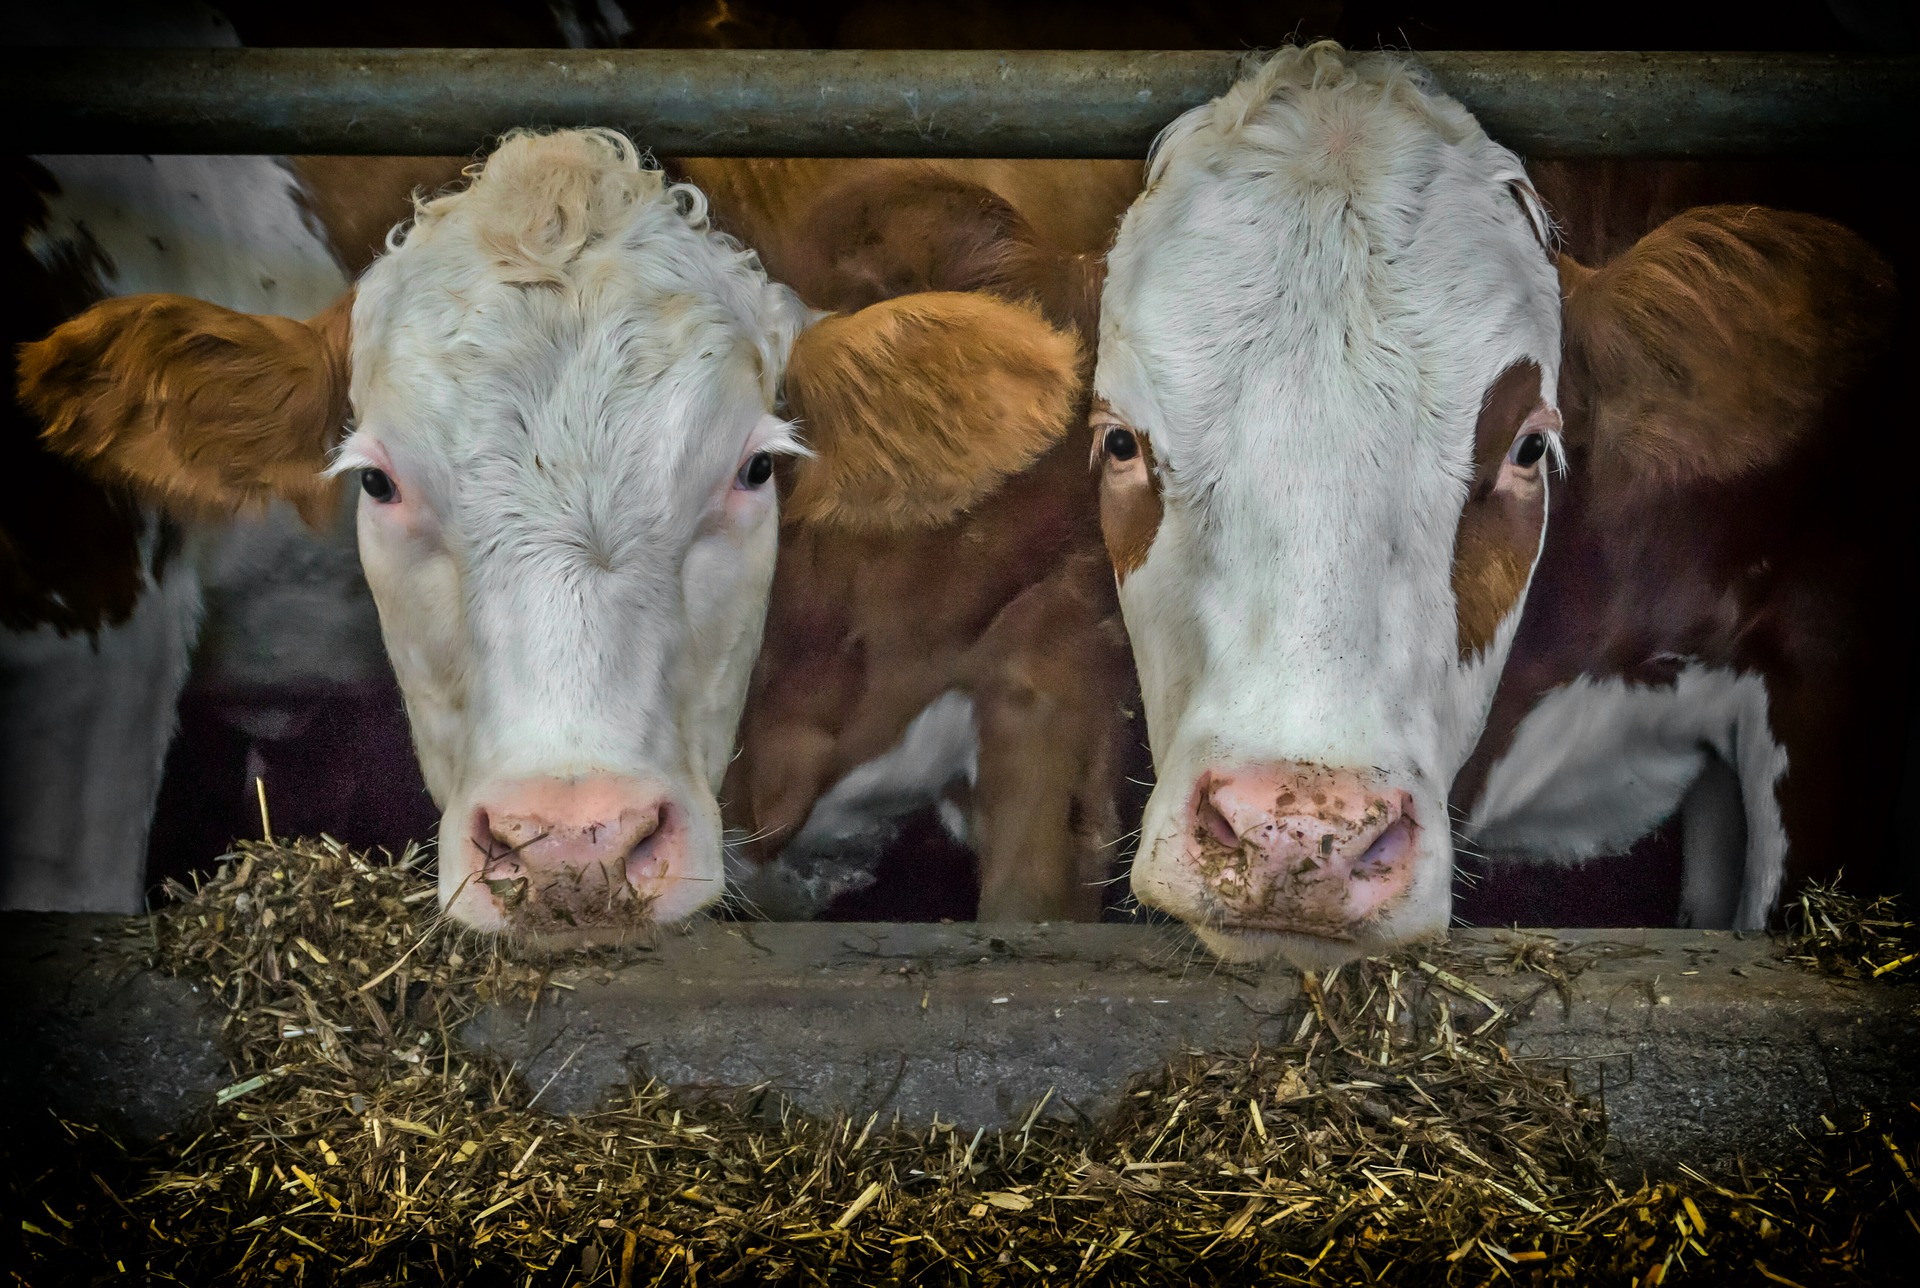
[6,48,1912,159]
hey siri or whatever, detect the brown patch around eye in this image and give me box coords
[1093,414,1162,581]
[1453,361,1546,660]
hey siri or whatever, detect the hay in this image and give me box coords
[10,837,1917,1285]
[1784,877,1917,981]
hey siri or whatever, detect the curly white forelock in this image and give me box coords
[381,128,806,405]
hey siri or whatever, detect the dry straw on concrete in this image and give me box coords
[10,837,1916,1284]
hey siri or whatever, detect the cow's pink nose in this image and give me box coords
[465,775,684,928]
[1186,763,1419,937]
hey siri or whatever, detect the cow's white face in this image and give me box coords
[1094,48,1564,965]
[336,132,809,934]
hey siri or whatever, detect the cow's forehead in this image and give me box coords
[362,278,768,467]
[1098,52,1561,472]
[347,134,806,495]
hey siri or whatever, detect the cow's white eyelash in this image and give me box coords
[1543,428,1569,476]
[325,452,380,477]
[325,435,383,477]
[753,418,814,460]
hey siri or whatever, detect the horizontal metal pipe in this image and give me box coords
[6,48,1913,159]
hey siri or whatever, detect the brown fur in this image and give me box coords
[1559,206,1897,493]
[290,156,469,277]
[1451,362,1545,660]
[674,158,1143,267]
[1093,416,1164,582]
[17,290,352,527]
[783,292,1083,533]
[698,157,1141,921]
[774,165,1107,338]
[1455,205,1909,915]
[728,436,1135,921]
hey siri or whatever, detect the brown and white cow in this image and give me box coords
[22,130,1140,937]
[1,2,482,913]
[3,131,460,914]
[673,158,1139,919]
[1090,44,1907,965]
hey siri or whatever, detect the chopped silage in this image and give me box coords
[7,837,1915,1285]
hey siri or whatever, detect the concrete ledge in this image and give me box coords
[0,914,228,1142]
[4,915,1914,1176]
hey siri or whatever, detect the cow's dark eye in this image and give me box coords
[737,451,774,489]
[1510,433,1547,468]
[361,468,398,503]
[1104,427,1139,463]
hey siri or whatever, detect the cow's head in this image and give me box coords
[19,130,1081,941]
[1093,46,1563,965]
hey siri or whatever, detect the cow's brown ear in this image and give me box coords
[1560,206,1897,487]
[781,291,1081,532]
[17,290,354,527]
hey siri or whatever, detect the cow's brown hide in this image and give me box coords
[727,435,1134,919]
[772,164,1109,337]
[1559,207,1898,492]
[710,160,1143,919]
[1451,360,1545,659]
[673,158,1142,275]
[1455,207,1909,905]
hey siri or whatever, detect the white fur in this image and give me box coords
[339,130,813,923]
[727,690,979,919]
[1466,666,1789,930]
[0,525,200,911]
[1096,46,1563,959]
[791,690,979,853]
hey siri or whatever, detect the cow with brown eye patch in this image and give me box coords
[1509,433,1547,468]
[737,451,774,489]
[361,468,398,503]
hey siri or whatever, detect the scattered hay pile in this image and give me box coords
[1785,878,1917,981]
[10,838,1916,1284]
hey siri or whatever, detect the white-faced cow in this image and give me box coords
[23,131,1141,937]
[1091,44,1905,965]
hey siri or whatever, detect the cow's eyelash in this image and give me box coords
[753,423,814,460]
[325,431,389,478]
[325,453,378,477]
[325,448,382,477]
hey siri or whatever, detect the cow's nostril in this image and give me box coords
[624,804,672,885]
[1353,815,1416,877]
[1195,794,1241,849]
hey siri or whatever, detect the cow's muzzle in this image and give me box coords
[1179,761,1420,939]
[445,773,707,935]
